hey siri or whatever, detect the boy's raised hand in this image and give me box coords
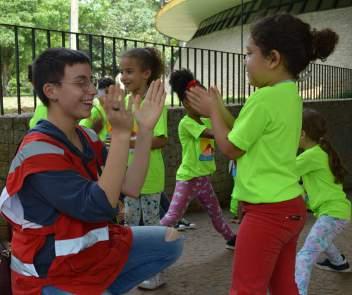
[134,79,166,130]
[103,84,133,135]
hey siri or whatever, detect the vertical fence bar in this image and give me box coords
[326,66,337,98]
[14,26,21,114]
[309,65,312,99]
[101,36,105,77]
[123,39,127,51]
[162,44,166,82]
[242,54,246,103]
[340,67,343,98]
[88,34,93,63]
[314,64,317,100]
[178,47,182,70]
[194,48,197,78]
[112,38,117,77]
[31,28,37,108]
[76,33,80,50]
[226,52,229,104]
[0,50,3,115]
[200,49,204,85]
[47,30,51,48]
[220,52,224,97]
[186,47,189,70]
[237,54,241,104]
[214,51,217,87]
[171,46,174,106]
[318,64,321,100]
[178,47,182,106]
[61,31,66,47]
[208,50,211,89]
[232,53,235,104]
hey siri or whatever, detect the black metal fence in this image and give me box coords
[1,23,352,115]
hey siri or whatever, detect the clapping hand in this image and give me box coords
[186,85,221,117]
[134,79,166,131]
[103,84,133,135]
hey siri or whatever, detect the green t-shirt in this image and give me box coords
[228,81,303,204]
[29,102,48,128]
[79,98,109,141]
[128,106,168,194]
[296,145,351,220]
[176,116,216,181]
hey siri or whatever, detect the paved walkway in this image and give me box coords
[129,211,352,295]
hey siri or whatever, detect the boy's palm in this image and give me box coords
[104,84,133,133]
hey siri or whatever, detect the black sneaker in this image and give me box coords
[226,236,236,250]
[315,255,351,272]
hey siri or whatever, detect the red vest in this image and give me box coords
[0,128,132,295]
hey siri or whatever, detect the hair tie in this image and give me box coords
[186,79,198,90]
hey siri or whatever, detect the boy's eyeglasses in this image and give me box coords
[53,78,97,91]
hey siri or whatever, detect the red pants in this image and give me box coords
[230,197,307,295]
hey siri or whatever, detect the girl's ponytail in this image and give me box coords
[303,108,347,184]
[319,137,347,184]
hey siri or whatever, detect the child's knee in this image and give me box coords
[165,227,181,241]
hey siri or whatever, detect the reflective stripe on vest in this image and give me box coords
[11,255,40,277]
[9,141,64,173]
[55,226,109,256]
[10,226,109,277]
[0,188,43,229]
[80,126,99,142]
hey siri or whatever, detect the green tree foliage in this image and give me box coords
[0,0,168,96]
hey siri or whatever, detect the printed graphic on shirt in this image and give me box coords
[199,138,214,161]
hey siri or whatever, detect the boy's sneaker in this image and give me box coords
[138,273,165,290]
[178,218,197,230]
[225,236,236,250]
[315,254,351,272]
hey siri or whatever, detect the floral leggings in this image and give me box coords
[295,215,350,295]
[160,176,234,241]
[124,193,161,226]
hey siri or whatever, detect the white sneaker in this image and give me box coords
[138,273,165,290]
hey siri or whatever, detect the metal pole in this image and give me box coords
[241,0,244,55]
[70,0,79,49]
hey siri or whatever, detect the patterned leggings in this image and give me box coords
[124,193,161,226]
[295,215,350,295]
[160,176,234,241]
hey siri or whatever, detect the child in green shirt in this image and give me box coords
[160,69,236,250]
[295,108,351,295]
[120,47,168,290]
[186,14,339,295]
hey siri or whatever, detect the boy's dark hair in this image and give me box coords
[250,14,339,79]
[302,108,347,183]
[31,48,91,106]
[122,47,164,85]
[169,69,202,102]
[98,77,115,90]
